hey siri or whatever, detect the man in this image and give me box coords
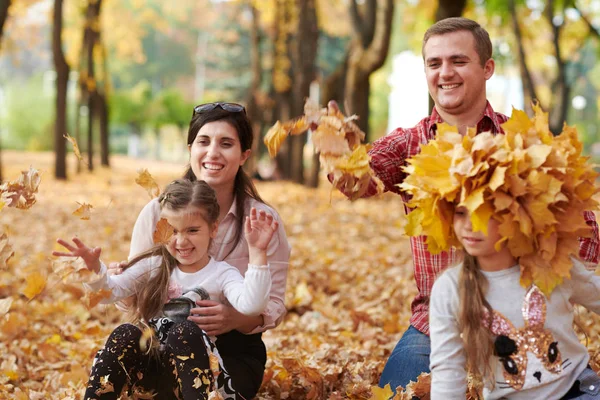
[333,17,600,391]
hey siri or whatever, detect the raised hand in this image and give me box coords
[244,208,279,252]
[52,237,102,273]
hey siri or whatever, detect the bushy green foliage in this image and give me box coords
[1,74,55,151]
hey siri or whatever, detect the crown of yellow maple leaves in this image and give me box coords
[399,105,599,295]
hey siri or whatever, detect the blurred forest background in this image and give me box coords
[1,0,600,185]
[2,0,600,398]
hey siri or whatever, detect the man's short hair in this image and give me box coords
[422,17,492,66]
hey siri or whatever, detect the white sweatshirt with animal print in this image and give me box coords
[430,258,600,400]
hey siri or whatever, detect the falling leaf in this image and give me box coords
[153,218,174,245]
[0,233,14,268]
[264,121,288,157]
[370,383,393,400]
[63,134,83,161]
[135,169,160,199]
[83,289,112,309]
[72,202,93,220]
[0,166,41,209]
[0,298,13,315]
[22,271,47,300]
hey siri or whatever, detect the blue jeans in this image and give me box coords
[379,325,431,392]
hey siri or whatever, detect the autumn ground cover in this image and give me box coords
[1,151,600,399]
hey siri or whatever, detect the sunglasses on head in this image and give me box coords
[193,102,246,116]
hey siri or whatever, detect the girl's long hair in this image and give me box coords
[124,179,220,323]
[184,107,264,259]
[458,253,495,381]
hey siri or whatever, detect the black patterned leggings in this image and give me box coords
[84,321,215,400]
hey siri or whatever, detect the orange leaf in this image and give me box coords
[135,169,160,199]
[0,166,41,209]
[264,121,289,157]
[73,202,93,220]
[83,289,112,309]
[153,218,174,245]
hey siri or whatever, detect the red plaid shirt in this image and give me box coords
[362,102,600,335]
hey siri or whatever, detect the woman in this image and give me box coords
[117,102,290,399]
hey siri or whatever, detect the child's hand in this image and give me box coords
[244,208,278,254]
[52,237,102,273]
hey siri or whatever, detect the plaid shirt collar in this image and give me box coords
[426,101,504,135]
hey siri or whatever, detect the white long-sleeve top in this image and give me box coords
[430,257,600,400]
[86,256,272,316]
[128,197,290,333]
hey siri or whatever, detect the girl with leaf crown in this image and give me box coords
[400,107,600,399]
[53,179,278,399]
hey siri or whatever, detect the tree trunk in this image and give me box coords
[245,1,262,178]
[546,0,569,135]
[435,0,467,21]
[428,0,467,113]
[53,0,70,180]
[0,0,10,46]
[344,0,394,141]
[98,92,109,165]
[0,0,11,183]
[509,0,537,116]
[289,0,319,184]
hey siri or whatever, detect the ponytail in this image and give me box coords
[458,253,495,381]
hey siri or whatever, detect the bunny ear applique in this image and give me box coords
[523,285,547,329]
[482,307,515,336]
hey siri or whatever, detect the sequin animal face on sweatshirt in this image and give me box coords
[482,285,567,391]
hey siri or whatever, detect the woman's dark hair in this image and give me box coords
[183,106,265,257]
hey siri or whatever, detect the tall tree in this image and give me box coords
[0,0,10,182]
[344,0,394,141]
[53,0,70,179]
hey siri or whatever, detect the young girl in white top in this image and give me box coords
[399,117,600,399]
[53,179,278,400]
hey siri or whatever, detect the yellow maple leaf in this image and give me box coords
[139,325,156,352]
[73,202,93,220]
[370,383,394,400]
[153,218,174,245]
[264,121,289,157]
[22,271,47,300]
[83,289,112,309]
[135,169,160,199]
[63,134,83,161]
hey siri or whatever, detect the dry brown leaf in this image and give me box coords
[135,169,160,199]
[0,166,41,209]
[72,202,93,220]
[0,298,13,316]
[83,289,112,309]
[0,233,14,268]
[153,218,174,245]
[63,134,83,162]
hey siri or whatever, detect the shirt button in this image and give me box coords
[590,385,596,391]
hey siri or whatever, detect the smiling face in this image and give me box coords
[453,206,515,271]
[162,206,218,273]
[424,30,495,120]
[188,120,251,193]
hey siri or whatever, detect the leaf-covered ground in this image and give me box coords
[1,151,599,399]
